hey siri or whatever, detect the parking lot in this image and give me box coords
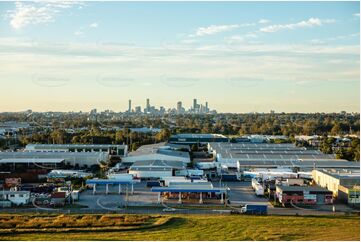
[2,180,357,216]
[221,181,269,205]
[75,181,269,210]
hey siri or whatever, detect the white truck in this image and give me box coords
[255,185,264,196]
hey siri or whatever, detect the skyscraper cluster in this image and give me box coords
[126,98,215,114]
[191,99,210,114]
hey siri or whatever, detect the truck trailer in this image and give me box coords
[241,204,267,215]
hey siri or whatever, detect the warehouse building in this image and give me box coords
[121,143,190,165]
[128,160,186,179]
[168,133,229,145]
[210,142,337,165]
[122,153,190,165]
[0,158,64,171]
[276,185,333,206]
[312,169,360,206]
[236,159,359,172]
[207,142,357,171]
[0,151,108,168]
[160,176,209,186]
[25,144,128,156]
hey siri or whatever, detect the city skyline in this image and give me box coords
[124,98,213,114]
[0,1,360,113]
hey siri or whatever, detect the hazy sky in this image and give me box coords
[0,1,359,113]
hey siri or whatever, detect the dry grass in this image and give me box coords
[0,214,359,241]
[0,214,154,230]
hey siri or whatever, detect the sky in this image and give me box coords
[0,1,360,113]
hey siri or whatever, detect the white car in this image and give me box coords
[162,208,176,212]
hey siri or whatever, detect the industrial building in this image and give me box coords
[208,142,358,171]
[312,169,360,206]
[25,144,128,156]
[47,170,93,179]
[0,151,108,168]
[236,159,359,171]
[128,160,186,179]
[168,133,229,145]
[121,143,190,164]
[0,158,64,171]
[276,185,333,206]
[0,190,30,206]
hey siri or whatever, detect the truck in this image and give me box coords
[251,178,259,190]
[255,185,264,196]
[240,204,267,215]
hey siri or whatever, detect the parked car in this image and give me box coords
[162,208,176,212]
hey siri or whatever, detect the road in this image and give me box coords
[0,181,358,216]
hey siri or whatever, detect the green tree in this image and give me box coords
[155,128,171,142]
[331,123,341,136]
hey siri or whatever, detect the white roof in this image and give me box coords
[26,144,126,149]
[0,190,30,195]
[0,158,64,164]
[122,153,190,163]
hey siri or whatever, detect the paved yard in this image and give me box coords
[222,181,269,205]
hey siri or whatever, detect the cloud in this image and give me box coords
[309,33,360,44]
[6,1,82,29]
[258,19,270,24]
[89,22,98,28]
[310,39,325,45]
[74,31,84,36]
[195,24,240,36]
[354,13,360,17]
[260,18,335,33]
[193,22,256,37]
[245,32,258,38]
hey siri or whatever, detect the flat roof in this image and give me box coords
[129,167,173,171]
[128,143,166,156]
[26,144,126,149]
[0,158,64,164]
[122,153,190,164]
[157,149,190,158]
[210,142,297,149]
[86,179,136,185]
[130,159,186,169]
[128,143,190,158]
[0,190,30,195]
[210,142,338,161]
[316,169,361,180]
[151,186,227,193]
[236,159,358,168]
[0,151,107,158]
[151,188,226,193]
[170,133,227,139]
[276,185,331,193]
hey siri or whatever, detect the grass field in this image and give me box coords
[0,214,359,241]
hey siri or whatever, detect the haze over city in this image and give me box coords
[0,1,359,113]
